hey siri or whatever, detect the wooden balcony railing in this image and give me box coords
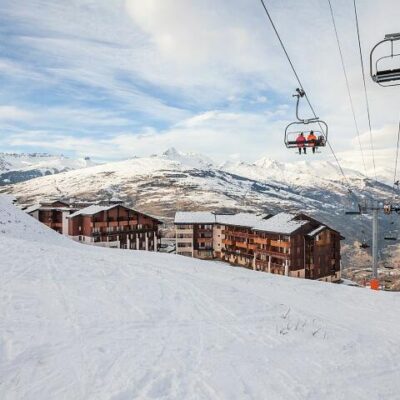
[255,248,289,259]
[197,238,213,243]
[270,240,290,248]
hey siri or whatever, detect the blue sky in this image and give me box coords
[0,0,399,174]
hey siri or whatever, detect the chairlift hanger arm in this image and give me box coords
[292,89,319,123]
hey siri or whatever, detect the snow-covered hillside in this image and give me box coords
[0,153,97,186]
[1,195,400,399]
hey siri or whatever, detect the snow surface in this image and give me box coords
[174,211,216,224]
[215,212,268,227]
[68,204,117,218]
[1,195,400,399]
[174,212,268,227]
[252,212,309,234]
[161,147,215,169]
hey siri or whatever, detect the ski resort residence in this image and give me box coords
[68,204,162,250]
[174,211,343,282]
[26,200,163,251]
[25,200,79,234]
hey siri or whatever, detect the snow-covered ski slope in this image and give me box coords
[1,195,400,400]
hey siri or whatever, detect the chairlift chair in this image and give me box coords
[284,88,328,151]
[359,229,370,249]
[384,222,398,241]
[370,33,400,87]
[360,241,370,249]
[384,236,397,241]
[383,203,393,215]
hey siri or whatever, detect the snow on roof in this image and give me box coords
[307,225,326,237]
[24,204,41,214]
[216,213,267,227]
[174,211,216,224]
[68,204,116,218]
[252,212,309,234]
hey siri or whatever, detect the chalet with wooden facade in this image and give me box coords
[25,200,79,235]
[174,211,343,282]
[68,204,162,250]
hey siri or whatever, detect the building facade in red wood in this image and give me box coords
[68,204,162,250]
[174,211,343,282]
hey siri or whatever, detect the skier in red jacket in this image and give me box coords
[296,132,306,154]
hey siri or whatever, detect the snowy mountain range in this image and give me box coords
[0,152,97,186]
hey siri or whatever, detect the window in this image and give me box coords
[178,243,192,248]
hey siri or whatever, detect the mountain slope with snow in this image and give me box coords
[1,195,400,400]
[0,153,97,186]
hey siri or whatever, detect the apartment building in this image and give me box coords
[68,204,162,250]
[175,212,216,258]
[174,211,343,282]
[25,199,163,252]
[25,200,79,235]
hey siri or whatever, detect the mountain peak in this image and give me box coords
[160,148,215,169]
[162,147,181,157]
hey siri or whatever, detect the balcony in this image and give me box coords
[226,231,253,239]
[222,239,235,246]
[270,240,290,248]
[235,241,248,249]
[254,237,267,245]
[223,248,253,258]
[91,227,157,236]
[255,248,289,259]
[176,237,193,243]
[197,238,213,243]
[48,222,62,228]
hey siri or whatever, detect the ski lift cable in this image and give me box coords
[353,0,378,182]
[327,0,369,178]
[258,0,357,200]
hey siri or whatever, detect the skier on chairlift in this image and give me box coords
[296,132,306,154]
[307,130,317,154]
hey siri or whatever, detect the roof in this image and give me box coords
[174,211,216,224]
[307,225,327,237]
[25,204,41,214]
[68,204,116,218]
[68,204,163,223]
[252,212,309,234]
[216,213,267,227]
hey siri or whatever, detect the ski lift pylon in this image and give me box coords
[370,33,400,87]
[284,88,328,150]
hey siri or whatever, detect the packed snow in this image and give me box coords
[1,195,400,399]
